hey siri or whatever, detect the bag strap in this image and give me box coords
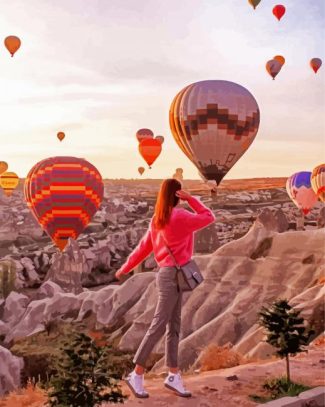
[160,231,181,270]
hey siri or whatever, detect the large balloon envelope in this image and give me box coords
[136,128,154,143]
[138,138,162,169]
[0,172,19,196]
[311,164,325,202]
[310,58,322,74]
[24,157,104,251]
[273,5,286,21]
[0,161,8,175]
[4,36,21,57]
[169,80,260,185]
[286,171,318,215]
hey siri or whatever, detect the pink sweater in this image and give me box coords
[119,196,216,275]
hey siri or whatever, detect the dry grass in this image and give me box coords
[0,381,48,407]
[317,276,325,285]
[313,333,325,347]
[199,343,248,372]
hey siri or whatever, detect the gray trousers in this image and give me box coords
[133,266,182,368]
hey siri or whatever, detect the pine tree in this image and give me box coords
[48,332,127,406]
[258,299,315,382]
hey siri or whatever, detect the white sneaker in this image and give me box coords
[164,372,192,397]
[124,371,149,398]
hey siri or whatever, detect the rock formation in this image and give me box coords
[0,210,323,373]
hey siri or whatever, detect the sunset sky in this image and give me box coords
[0,0,324,180]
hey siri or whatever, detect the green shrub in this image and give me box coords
[258,298,314,382]
[48,332,127,406]
[249,376,313,403]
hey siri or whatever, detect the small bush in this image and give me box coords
[249,376,313,403]
[48,332,127,406]
[198,343,247,372]
[0,380,47,407]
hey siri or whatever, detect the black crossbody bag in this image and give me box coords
[161,233,204,292]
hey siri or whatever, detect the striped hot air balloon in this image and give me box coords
[286,171,318,215]
[169,80,260,184]
[24,156,104,251]
[0,172,19,196]
[311,164,325,202]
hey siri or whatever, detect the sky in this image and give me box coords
[0,0,324,180]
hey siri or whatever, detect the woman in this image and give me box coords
[115,179,215,398]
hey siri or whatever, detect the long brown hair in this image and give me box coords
[154,178,182,229]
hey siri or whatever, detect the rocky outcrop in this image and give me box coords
[0,346,24,396]
[1,210,323,373]
[45,239,84,294]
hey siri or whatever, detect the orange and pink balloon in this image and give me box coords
[138,166,145,176]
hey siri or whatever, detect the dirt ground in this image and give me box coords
[118,343,325,407]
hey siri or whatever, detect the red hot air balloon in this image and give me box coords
[24,157,104,251]
[273,5,286,21]
[310,58,322,74]
[139,138,162,169]
[136,128,154,143]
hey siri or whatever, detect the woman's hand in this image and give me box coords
[115,269,124,280]
[175,190,192,201]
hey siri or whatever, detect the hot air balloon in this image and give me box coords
[24,157,104,251]
[273,5,286,21]
[311,164,325,202]
[286,172,318,215]
[310,58,322,74]
[136,128,154,143]
[57,132,65,142]
[138,166,145,176]
[274,55,285,66]
[139,138,162,169]
[155,135,164,144]
[4,36,21,57]
[266,59,282,80]
[0,172,19,196]
[0,161,8,175]
[248,0,261,9]
[169,80,260,185]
